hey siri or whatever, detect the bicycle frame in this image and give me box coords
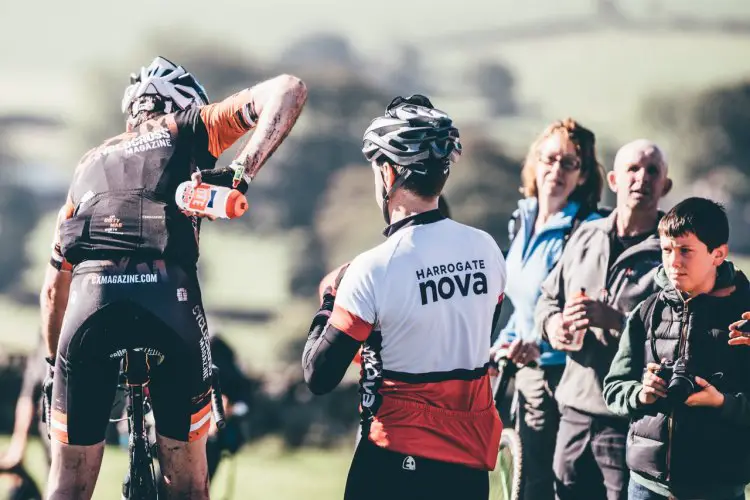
[492,356,522,428]
[489,352,536,500]
[122,349,159,500]
[119,348,227,500]
[42,347,228,500]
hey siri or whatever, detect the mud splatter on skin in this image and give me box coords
[238,78,308,181]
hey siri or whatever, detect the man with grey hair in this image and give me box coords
[535,139,673,500]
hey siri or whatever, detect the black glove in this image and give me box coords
[310,263,351,339]
[198,167,249,194]
[44,356,55,384]
[42,357,54,431]
[320,263,350,309]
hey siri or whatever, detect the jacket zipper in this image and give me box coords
[666,298,690,482]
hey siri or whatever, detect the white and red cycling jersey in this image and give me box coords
[328,210,506,470]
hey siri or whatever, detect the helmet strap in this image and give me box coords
[129,95,171,118]
[380,168,412,225]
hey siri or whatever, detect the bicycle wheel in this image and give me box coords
[488,428,524,500]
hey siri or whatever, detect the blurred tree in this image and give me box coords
[264,72,389,227]
[444,131,522,249]
[299,71,387,130]
[0,114,57,291]
[0,126,19,183]
[597,144,618,209]
[387,45,434,96]
[315,164,384,272]
[0,114,61,175]
[472,60,519,117]
[281,36,435,103]
[644,82,750,179]
[280,33,362,73]
[275,72,389,296]
[643,80,750,251]
[0,184,41,291]
[81,40,268,146]
[287,229,327,299]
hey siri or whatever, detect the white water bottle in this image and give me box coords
[175,182,248,219]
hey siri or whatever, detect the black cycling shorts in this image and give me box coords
[50,258,213,446]
[344,438,489,500]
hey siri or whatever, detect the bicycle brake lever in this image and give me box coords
[211,365,227,430]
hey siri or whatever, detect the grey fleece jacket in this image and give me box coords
[535,210,662,416]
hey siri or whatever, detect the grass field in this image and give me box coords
[3,436,750,499]
[0,436,353,499]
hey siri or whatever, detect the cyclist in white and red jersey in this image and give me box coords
[302,95,506,500]
[317,196,452,368]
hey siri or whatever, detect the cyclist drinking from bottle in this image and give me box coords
[41,56,307,499]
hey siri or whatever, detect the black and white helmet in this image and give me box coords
[121,56,209,116]
[362,94,461,172]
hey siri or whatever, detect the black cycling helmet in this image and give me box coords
[122,56,210,118]
[362,95,461,223]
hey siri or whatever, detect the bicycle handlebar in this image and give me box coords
[43,376,53,439]
[490,348,539,370]
[490,349,539,410]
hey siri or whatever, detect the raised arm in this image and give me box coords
[199,74,308,184]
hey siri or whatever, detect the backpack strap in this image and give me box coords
[639,294,662,363]
[507,203,604,260]
[505,208,523,255]
[544,204,599,268]
[563,204,596,245]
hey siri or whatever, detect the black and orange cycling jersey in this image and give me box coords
[48,91,259,447]
[52,90,260,272]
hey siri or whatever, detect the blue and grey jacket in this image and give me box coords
[494,197,601,366]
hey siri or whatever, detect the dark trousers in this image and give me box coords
[344,438,488,500]
[554,405,629,500]
[627,478,745,500]
[515,364,564,500]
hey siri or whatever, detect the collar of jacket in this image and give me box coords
[582,209,663,269]
[593,208,665,235]
[655,260,749,305]
[515,197,584,233]
[383,209,445,237]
